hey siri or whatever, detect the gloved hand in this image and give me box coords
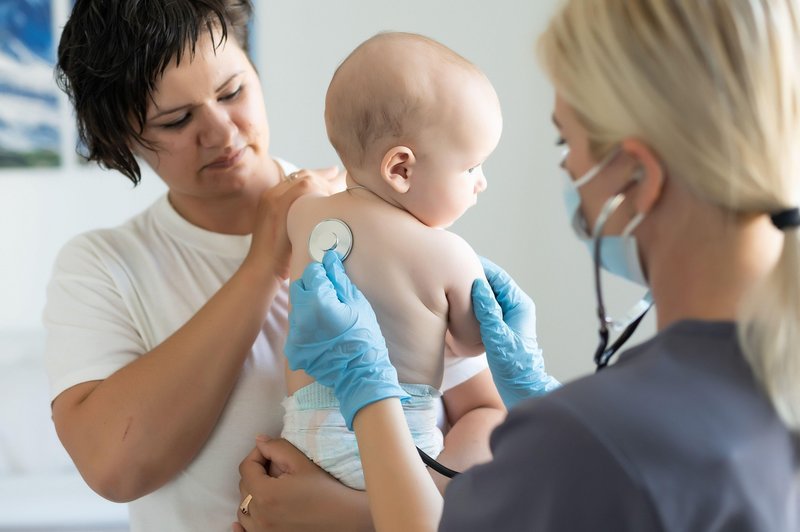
[285,250,409,430]
[472,257,560,409]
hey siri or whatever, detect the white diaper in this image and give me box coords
[280,381,444,490]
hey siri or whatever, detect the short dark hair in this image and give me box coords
[56,0,253,185]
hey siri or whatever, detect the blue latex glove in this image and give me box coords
[285,250,409,430]
[471,257,561,409]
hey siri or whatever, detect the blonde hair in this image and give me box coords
[539,0,800,429]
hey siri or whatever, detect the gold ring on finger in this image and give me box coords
[239,494,253,515]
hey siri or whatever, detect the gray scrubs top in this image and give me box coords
[440,321,799,531]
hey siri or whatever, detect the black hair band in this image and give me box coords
[770,207,800,230]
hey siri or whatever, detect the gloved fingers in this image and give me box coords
[478,256,532,314]
[322,250,365,304]
[472,278,509,336]
[478,256,503,284]
[298,258,334,293]
[288,266,354,344]
[290,264,342,310]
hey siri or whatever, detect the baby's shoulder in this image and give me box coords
[424,228,477,260]
[403,228,483,286]
[286,193,334,237]
[288,192,331,219]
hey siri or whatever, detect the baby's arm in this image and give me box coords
[441,233,486,357]
[285,193,328,394]
[286,194,327,282]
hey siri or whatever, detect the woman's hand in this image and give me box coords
[285,250,409,429]
[234,436,372,532]
[471,257,561,409]
[248,166,341,279]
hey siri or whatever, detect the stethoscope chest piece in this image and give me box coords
[308,218,354,262]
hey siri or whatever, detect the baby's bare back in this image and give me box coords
[286,191,483,394]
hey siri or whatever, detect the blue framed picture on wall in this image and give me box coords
[0,0,61,168]
[0,0,60,168]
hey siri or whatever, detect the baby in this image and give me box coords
[281,32,503,490]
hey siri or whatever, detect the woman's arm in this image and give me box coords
[52,258,280,502]
[353,371,504,529]
[354,400,442,532]
[233,396,463,532]
[50,175,333,502]
[235,437,373,532]
[231,370,503,530]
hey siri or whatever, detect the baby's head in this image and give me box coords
[325,32,502,228]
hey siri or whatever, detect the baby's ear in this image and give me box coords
[380,146,415,193]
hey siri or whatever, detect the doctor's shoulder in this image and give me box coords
[440,384,662,532]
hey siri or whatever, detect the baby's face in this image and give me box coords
[405,75,502,228]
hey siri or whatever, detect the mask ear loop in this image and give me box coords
[620,167,647,237]
[574,148,621,188]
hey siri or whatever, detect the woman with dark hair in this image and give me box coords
[45,1,506,530]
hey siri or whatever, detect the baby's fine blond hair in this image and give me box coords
[325,32,483,168]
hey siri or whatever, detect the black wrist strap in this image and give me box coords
[770,207,800,230]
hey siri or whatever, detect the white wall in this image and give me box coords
[1,0,654,383]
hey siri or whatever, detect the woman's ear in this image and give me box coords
[128,137,147,158]
[622,138,665,216]
[380,146,415,193]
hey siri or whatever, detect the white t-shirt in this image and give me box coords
[43,159,488,532]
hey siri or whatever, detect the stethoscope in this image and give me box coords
[587,180,653,371]
[307,187,652,478]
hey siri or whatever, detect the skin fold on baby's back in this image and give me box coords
[286,190,484,394]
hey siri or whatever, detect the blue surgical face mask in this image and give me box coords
[561,148,648,287]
